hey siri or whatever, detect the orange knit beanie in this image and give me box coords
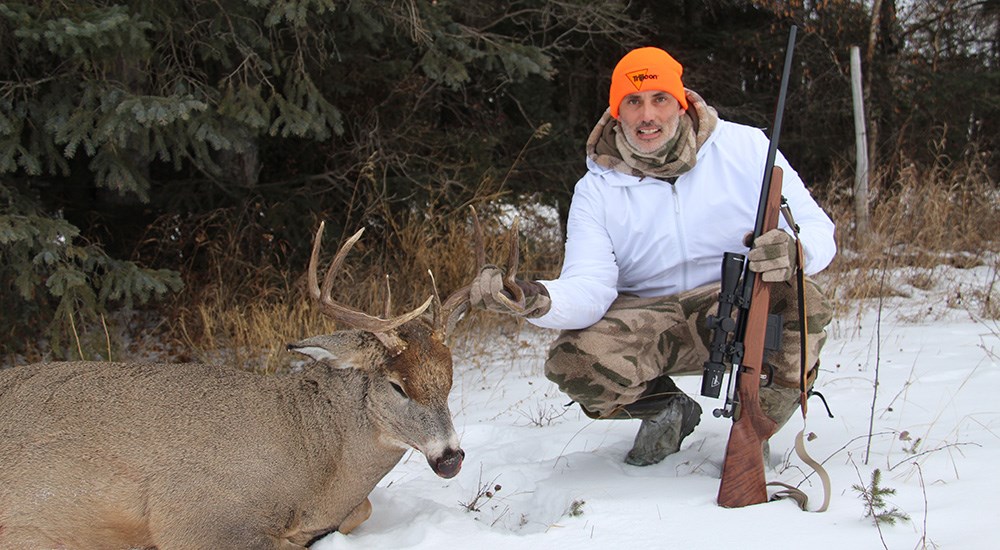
[609,47,688,118]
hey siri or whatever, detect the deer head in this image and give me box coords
[287,216,489,479]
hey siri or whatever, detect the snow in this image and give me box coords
[313,260,1000,550]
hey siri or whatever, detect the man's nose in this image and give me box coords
[639,101,656,122]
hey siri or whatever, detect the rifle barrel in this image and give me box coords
[753,25,797,241]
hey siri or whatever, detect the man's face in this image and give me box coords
[616,90,684,154]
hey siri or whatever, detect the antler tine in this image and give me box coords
[501,216,525,305]
[428,268,446,332]
[307,221,327,303]
[438,284,471,336]
[319,227,365,303]
[436,206,486,335]
[308,222,433,335]
[382,274,392,318]
[472,206,486,270]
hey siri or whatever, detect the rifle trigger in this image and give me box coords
[760,363,775,387]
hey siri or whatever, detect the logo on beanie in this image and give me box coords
[626,69,658,91]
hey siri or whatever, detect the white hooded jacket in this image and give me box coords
[529,118,837,331]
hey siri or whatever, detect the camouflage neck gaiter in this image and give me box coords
[587,89,719,180]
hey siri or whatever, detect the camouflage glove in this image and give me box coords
[469,265,551,318]
[747,229,797,283]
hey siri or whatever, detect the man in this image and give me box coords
[470,46,835,466]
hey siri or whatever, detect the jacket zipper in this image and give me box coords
[670,182,689,289]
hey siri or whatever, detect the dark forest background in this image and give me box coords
[2,0,997,362]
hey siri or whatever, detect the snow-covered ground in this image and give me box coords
[315,259,1000,550]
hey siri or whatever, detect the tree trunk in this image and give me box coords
[850,46,871,241]
[864,0,883,175]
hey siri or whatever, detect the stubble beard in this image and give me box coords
[623,115,681,155]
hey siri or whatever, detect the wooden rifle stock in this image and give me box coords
[716,166,783,508]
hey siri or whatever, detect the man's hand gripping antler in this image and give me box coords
[468,217,551,319]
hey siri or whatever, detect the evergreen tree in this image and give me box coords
[0,0,639,357]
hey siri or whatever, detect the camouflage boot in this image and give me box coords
[624,389,702,466]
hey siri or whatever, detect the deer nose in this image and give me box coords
[431,448,465,479]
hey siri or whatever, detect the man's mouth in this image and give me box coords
[637,127,661,138]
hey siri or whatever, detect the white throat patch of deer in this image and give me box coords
[0,216,493,549]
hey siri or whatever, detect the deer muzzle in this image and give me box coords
[430,447,465,479]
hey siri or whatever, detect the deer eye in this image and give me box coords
[389,381,408,399]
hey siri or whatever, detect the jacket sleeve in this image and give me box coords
[527,177,620,330]
[775,150,837,275]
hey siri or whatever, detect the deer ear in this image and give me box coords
[286,332,378,370]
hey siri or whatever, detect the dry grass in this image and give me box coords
[816,149,998,320]
[162,147,997,370]
[163,194,563,371]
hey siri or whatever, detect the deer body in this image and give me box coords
[0,217,494,549]
[0,324,460,549]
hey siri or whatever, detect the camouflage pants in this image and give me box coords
[544,277,833,427]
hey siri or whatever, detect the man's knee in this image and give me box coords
[544,355,608,412]
[759,384,802,430]
[766,277,832,388]
[544,338,634,415]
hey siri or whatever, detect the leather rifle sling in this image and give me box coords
[765,201,832,512]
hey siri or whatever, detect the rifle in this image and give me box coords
[700,25,797,508]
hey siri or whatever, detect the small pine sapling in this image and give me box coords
[852,468,910,525]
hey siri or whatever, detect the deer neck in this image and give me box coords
[277,366,406,470]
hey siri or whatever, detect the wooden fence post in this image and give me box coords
[850,45,871,240]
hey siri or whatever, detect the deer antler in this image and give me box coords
[495,216,527,311]
[434,208,483,335]
[309,222,433,355]
[435,206,526,334]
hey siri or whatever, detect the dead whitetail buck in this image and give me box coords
[0,211,513,549]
